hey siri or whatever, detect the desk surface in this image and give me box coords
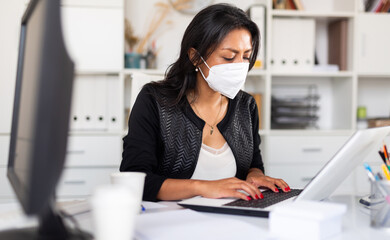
[73,195,390,240]
[1,195,390,239]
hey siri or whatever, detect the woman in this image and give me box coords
[120,3,290,202]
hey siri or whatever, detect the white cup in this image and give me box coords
[110,171,146,207]
[91,185,138,240]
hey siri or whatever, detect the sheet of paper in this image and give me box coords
[141,201,168,210]
[134,209,270,240]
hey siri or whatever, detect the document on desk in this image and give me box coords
[134,209,270,240]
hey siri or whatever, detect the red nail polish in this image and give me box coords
[260,193,264,199]
[246,196,251,201]
[288,187,291,191]
[275,188,279,192]
[255,194,259,200]
[284,187,289,191]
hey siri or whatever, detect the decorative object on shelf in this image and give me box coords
[272,0,304,10]
[271,84,319,129]
[125,52,142,69]
[124,18,141,68]
[357,106,368,129]
[169,0,214,15]
[125,1,183,69]
[125,18,139,53]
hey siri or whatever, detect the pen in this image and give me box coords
[141,204,146,212]
[382,164,390,181]
[384,144,389,161]
[364,163,379,181]
[377,172,383,180]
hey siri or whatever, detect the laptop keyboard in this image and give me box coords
[223,189,302,209]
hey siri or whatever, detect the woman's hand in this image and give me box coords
[197,177,263,201]
[246,168,290,193]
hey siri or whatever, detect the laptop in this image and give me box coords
[178,126,390,217]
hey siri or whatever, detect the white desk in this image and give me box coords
[1,195,390,239]
[73,195,390,240]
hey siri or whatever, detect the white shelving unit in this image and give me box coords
[124,0,390,195]
[1,0,390,200]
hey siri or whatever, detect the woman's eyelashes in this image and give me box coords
[222,55,251,62]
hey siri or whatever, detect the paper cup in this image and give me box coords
[91,185,138,240]
[110,172,146,207]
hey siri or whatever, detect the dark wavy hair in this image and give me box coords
[149,3,260,107]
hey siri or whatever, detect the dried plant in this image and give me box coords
[135,0,190,54]
[124,18,139,52]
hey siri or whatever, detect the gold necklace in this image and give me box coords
[192,95,223,135]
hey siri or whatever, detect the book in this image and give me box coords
[292,0,304,10]
[368,118,390,128]
[285,0,297,10]
[380,0,390,12]
[274,0,286,9]
[328,19,348,71]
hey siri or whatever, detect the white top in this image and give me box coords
[191,142,237,181]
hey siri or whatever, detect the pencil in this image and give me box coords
[384,144,389,160]
[381,164,390,180]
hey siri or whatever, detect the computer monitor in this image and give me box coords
[1,0,91,239]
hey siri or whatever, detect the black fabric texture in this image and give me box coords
[120,84,264,201]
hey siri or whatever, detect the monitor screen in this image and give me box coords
[3,0,91,239]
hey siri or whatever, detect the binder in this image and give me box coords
[328,19,348,71]
[82,76,97,130]
[271,18,315,72]
[94,76,108,130]
[69,76,83,130]
[106,75,121,131]
[248,5,266,69]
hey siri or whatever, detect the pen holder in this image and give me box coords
[370,181,390,228]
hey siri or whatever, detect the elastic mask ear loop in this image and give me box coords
[197,56,211,80]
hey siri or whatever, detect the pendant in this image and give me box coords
[210,126,214,135]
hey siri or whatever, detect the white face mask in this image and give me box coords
[198,57,249,99]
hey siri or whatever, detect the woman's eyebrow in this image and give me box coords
[221,47,252,53]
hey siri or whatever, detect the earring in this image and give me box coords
[195,68,198,72]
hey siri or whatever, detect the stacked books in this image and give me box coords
[364,0,390,12]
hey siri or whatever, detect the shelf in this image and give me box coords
[122,68,166,76]
[358,12,390,16]
[358,73,390,78]
[271,10,355,19]
[271,71,353,78]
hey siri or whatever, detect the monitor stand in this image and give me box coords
[0,201,93,240]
